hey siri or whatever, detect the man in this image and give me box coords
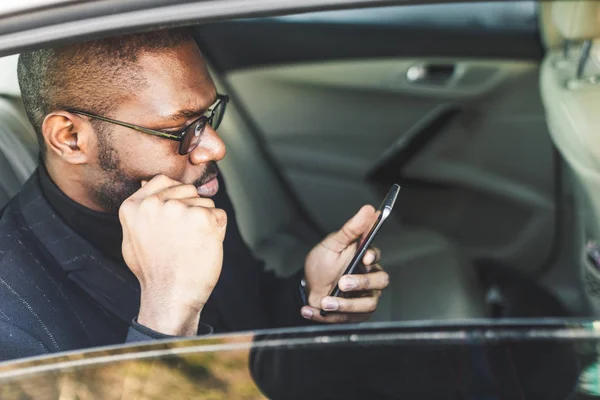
[0,28,388,361]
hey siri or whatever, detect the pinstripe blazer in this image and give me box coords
[0,171,307,362]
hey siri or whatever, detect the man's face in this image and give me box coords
[87,41,227,213]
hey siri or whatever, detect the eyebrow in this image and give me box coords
[162,93,218,122]
[163,109,204,122]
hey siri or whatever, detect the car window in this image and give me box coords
[0,321,597,399]
[272,1,537,31]
[0,0,598,397]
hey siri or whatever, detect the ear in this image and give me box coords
[42,111,93,165]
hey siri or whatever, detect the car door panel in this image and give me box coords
[198,1,554,274]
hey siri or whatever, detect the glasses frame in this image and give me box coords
[67,94,229,155]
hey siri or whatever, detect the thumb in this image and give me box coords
[323,205,377,251]
[212,208,228,241]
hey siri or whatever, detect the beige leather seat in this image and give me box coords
[0,55,37,209]
[0,53,486,321]
[540,0,600,314]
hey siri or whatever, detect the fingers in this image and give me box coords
[301,287,382,323]
[321,294,379,313]
[130,176,212,205]
[338,268,389,293]
[120,175,227,238]
[155,184,200,202]
[365,262,384,273]
[175,198,227,229]
[189,207,228,240]
[321,205,377,252]
[362,247,381,266]
[301,306,370,324]
[130,175,182,199]
[209,208,228,230]
[179,197,216,208]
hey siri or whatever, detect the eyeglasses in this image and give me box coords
[68,94,229,155]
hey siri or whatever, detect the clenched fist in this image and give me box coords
[119,175,227,336]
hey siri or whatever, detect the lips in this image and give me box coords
[197,174,219,197]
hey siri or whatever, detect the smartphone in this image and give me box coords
[321,184,400,316]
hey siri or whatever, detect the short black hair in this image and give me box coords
[17,28,194,159]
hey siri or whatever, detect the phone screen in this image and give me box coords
[324,184,400,304]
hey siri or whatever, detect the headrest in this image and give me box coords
[552,0,600,41]
[0,55,21,97]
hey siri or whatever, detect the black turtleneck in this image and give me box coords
[38,164,125,262]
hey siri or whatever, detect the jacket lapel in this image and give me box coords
[17,173,140,325]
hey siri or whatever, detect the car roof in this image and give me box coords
[0,0,77,16]
[0,0,473,57]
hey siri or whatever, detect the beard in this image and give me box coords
[90,126,219,214]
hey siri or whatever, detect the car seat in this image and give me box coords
[540,0,600,315]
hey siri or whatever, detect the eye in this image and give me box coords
[194,123,202,137]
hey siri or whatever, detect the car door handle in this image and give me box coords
[406,63,457,85]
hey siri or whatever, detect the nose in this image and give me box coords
[188,124,227,165]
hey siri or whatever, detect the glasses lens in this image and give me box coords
[210,99,227,130]
[179,117,207,155]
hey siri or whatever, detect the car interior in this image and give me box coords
[540,0,600,317]
[0,0,596,323]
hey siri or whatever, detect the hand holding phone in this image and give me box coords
[320,184,400,316]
